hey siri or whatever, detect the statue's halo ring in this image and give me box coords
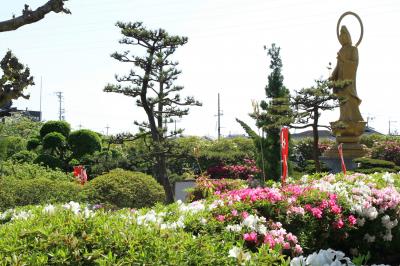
[337,11,363,47]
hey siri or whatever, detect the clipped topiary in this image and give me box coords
[83,169,165,209]
[68,129,102,158]
[34,154,64,170]
[26,138,40,150]
[42,132,66,151]
[40,120,71,139]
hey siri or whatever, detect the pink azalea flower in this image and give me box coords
[348,215,357,225]
[333,218,344,229]
[216,215,225,222]
[294,244,303,255]
[244,231,258,243]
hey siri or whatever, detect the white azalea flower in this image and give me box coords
[226,224,242,232]
[43,204,55,214]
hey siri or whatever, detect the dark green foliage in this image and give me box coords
[40,120,71,139]
[0,161,71,181]
[0,51,34,107]
[83,169,165,209]
[0,114,42,139]
[354,157,397,169]
[303,160,330,174]
[0,177,82,211]
[34,154,64,170]
[236,119,267,180]
[26,137,40,150]
[11,150,36,163]
[42,132,66,151]
[0,136,26,160]
[68,129,102,158]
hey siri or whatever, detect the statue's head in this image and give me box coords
[339,26,352,46]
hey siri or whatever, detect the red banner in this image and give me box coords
[73,165,88,185]
[280,127,289,185]
[338,143,346,175]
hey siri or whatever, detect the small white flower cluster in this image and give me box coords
[381,215,398,241]
[381,172,394,184]
[290,249,354,266]
[208,199,225,210]
[177,200,205,214]
[228,246,251,265]
[226,214,268,235]
[11,210,32,221]
[134,201,208,231]
[62,201,94,218]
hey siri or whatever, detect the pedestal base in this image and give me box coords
[319,157,358,174]
[323,143,369,159]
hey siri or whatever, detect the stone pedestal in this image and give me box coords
[322,120,368,173]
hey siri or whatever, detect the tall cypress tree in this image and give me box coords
[253,44,293,181]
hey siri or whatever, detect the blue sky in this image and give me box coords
[1,0,400,137]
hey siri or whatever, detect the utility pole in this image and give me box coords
[105,125,110,136]
[216,93,223,140]
[389,120,397,135]
[39,76,43,121]
[55,91,65,121]
[327,62,332,77]
[366,115,375,128]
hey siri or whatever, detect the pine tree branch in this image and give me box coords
[0,0,70,32]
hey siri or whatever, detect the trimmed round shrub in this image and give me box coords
[0,177,82,211]
[42,132,66,150]
[68,129,102,158]
[26,138,40,150]
[11,150,36,163]
[83,169,165,209]
[34,154,64,170]
[40,120,71,139]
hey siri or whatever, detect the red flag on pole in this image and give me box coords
[73,165,88,185]
[280,127,289,185]
[338,143,346,175]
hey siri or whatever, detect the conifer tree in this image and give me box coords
[251,44,293,181]
[105,22,201,203]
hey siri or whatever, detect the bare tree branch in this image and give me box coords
[0,0,71,32]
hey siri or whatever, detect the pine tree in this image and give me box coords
[291,79,338,172]
[0,51,34,110]
[104,22,201,203]
[252,44,293,181]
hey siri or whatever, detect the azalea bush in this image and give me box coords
[371,140,400,166]
[206,158,261,180]
[1,172,399,265]
[187,176,248,201]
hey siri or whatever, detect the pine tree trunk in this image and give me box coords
[154,154,174,203]
[313,108,321,172]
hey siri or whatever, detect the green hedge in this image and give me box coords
[0,161,72,181]
[0,178,82,211]
[83,169,165,209]
[354,157,397,169]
